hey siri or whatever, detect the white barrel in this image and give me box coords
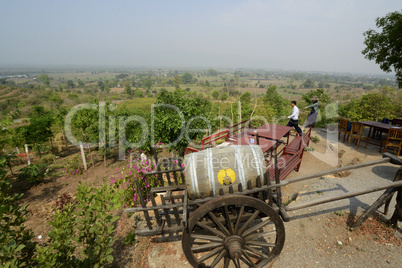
[184,145,266,198]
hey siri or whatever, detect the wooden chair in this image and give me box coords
[338,118,351,143]
[373,118,389,138]
[348,122,369,149]
[379,128,402,156]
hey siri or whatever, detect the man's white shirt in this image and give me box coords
[288,106,299,120]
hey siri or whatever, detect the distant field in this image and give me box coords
[116,98,156,112]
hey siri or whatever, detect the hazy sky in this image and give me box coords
[1,0,400,74]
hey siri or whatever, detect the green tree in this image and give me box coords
[220,92,228,101]
[0,116,13,152]
[153,89,212,155]
[143,78,153,92]
[26,106,54,157]
[37,73,50,86]
[65,80,74,89]
[302,88,331,106]
[339,86,398,121]
[77,80,85,87]
[181,73,193,84]
[116,73,128,79]
[240,91,252,106]
[124,80,132,96]
[263,85,285,116]
[302,78,315,88]
[70,100,99,144]
[173,75,182,89]
[362,11,402,88]
[97,80,105,91]
[211,90,220,100]
[207,69,218,76]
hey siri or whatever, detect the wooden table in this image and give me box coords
[358,121,402,138]
[250,123,293,144]
[229,135,277,154]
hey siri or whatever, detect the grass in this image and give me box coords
[116,98,157,112]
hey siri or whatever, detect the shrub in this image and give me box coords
[0,169,37,267]
[110,149,159,207]
[311,136,320,143]
[39,153,56,164]
[35,182,121,267]
[66,155,83,176]
[18,163,48,184]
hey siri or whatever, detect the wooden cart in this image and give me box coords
[125,151,402,267]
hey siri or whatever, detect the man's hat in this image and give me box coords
[312,96,319,101]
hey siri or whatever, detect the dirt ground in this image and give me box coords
[12,127,402,267]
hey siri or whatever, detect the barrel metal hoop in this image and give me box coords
[190,153,199,194]
[250,145,264,179]
[207,148,216,196]
[233,146,246,187]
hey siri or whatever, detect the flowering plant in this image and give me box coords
[110,148,159,207]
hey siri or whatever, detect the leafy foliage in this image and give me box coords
[18,163,48,184]
[110,148,159,207]
[0,168,37,267]
[362,10,402,88]
[154,89,211,154]
[263,85,286,116]
[339,86,400,121]
[35,183,120,267]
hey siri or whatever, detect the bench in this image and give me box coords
[186,129,229,154]
[282,127,312,155]
[267,149,304,181]
[227,118,255,139]
[267,127,312,181]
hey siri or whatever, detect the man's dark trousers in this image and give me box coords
[286,119,302,136]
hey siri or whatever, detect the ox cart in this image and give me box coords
[125,146,402,268]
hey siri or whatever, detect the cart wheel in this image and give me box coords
[182,195,285,267]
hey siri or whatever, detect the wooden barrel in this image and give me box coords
[184,145,266,198]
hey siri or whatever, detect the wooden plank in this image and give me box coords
[151,185,187,193]
[285,158,391,185]
[219,188,224,196]
[286,180,402,212]
[160,195,172,227]
[274,150,283,208]
[229,185,234,194]
[135,224,182,237]
[265,170,273,207]
[182,189,188,227]
[134,178,153,230]
[170,195,181,226]
[172,170,179,185]
[351,188,397,229]
[188,182,286,205]
[257,176,264,201]
[145,167,185,176]
[150,193,162,226]
[124,201,185,213]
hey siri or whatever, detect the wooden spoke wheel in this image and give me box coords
[182,195,285,267]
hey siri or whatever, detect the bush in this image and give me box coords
[311,136,320,143]
[18,163,48,184]
[39,153,56,164]
[0,169,37,267]
[35,182,121,267]
[66,155,83,176]
[110,149,159,207]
